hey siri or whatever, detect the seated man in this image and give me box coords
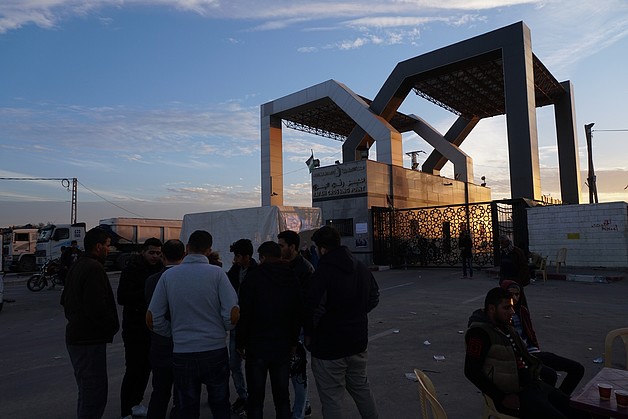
[464,287,588,419]
[501,280,584,395]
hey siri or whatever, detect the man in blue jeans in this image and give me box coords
[227,239,257,416]
[278,230,314,418]
[148,230,239,419]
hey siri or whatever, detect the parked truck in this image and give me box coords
[180,206,322,267]
[34,223,87,267]
[2,226,39,272]
[98,217,182,270]
[34,218,182,271]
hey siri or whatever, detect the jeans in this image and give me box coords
[229,330,248,400]
[311,351,378,419]
[147,338,177,419]
[291,371,309,419]
[245,354,291,419]
[67,343,109,419]
[120,340,152,416]
[496,380,589,419]
[173,348,230,419]
[535,351,585,396]
[462,256,473,277]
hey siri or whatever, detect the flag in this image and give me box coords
[305,150,317,173]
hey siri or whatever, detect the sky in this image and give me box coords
[1,0,627,229]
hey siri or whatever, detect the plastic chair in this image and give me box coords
[604,327,628,369]
[549,248,567,273]
[413,368,448,419]
[538,256,548,283]
[482,393,519,419]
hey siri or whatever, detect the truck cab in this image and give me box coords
[4,228,39,272]
[35,223,86,266]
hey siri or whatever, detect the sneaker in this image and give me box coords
[131,404,148,417]
[232,397,247,414]
[305,405,312,417]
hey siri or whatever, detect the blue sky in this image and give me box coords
[1,0,627,228]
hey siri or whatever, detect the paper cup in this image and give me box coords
[616,390,628,408]
[598,383,613,400]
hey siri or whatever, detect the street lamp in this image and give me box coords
[584,123,598,204]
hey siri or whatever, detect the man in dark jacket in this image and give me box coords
[61,227,119,419]
[278,230,315,419]
[144,239,185,419]
[464,287,587,419]
[236,241,302,419]
[498,235,530,287]
[304,226,379,419]
[226,238,257,416]
[117,237,163,418]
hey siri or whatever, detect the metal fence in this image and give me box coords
[371,199,538,268]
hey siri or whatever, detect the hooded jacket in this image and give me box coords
[304,246,379,360]
[235,259,302,359]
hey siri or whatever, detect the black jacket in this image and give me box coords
[227,258,258,296]
[61,254,119,345]
[117,254,163,343]
[304,246,379,360]
[236,260,302,360]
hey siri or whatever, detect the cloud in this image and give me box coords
[0,100,260,162]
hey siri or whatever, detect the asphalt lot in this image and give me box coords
[1,267,627,418]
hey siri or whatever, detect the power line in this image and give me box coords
[76,180,145,218]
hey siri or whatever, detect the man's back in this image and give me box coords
[150,253,238,353]
[305,245,379,360]
[236,260,302,359]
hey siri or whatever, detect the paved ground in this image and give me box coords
[0,267,626,418]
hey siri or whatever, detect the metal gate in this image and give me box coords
[371,199,537,268]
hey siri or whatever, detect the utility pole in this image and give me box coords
[584,123,598,204]
[71,177,77,224]
[405,150,426,171]
[0,177,78,223]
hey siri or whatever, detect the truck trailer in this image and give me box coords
[98,217,182,269]
[180,206,322,267]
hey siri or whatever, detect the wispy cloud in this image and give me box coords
[0,100,260,162]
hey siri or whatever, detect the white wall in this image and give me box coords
[527,202,628,268]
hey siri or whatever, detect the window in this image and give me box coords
[326,218,354,237]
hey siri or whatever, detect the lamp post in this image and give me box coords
[584,123,598,204]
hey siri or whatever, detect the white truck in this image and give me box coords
[180,206,323,267]
[98,217,182,269]
[34,218,182,270]
[35,223,87,267]
[3,227,39,272]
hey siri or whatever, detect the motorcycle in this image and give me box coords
[27,258,64,292]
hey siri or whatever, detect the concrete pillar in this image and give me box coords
[554,81,581,204]
[261,111,283,206]
[502,25,541,200]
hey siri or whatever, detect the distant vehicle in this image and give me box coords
[26,258,63,292]
[3,227,39,272]
[98,218,182,270]
[35,223,86,268]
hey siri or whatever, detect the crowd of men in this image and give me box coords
[60,225,380,419]
[59,225,595,419]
